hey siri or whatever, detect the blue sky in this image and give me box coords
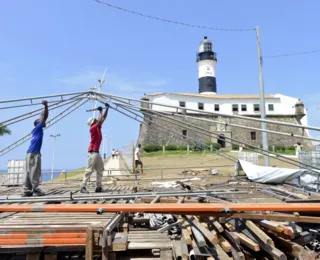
[1,0,320,170]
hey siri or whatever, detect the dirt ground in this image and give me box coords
[139,151,298,179]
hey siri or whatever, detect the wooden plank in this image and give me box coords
[112,232,128,251]
[208,217,224,233]
[184,216,218,245]
[180,234,189,260]
[119,223,129,233]
[234,232,260,252]
[215,244,232,260]
[85,227,93,260]
[270,233,316,259]
[150,196,160,204]
[218,234,232,253]
[191,226,206,247]
[223,230,240,245]
[244,220,274,246]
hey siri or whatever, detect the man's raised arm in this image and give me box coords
[97,103,110,125]
[41,100,49,124]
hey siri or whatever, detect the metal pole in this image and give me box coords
[256,26,269,166]
[50,134,60,181]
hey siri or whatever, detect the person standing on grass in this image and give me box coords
[23,100,49,197]
[81,103,109,194]
[134,144,144,174]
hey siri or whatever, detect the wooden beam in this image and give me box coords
[150,196,160,204]
[112,232,128,251]
[234,232,260,252]
[184,216,218,245]
[85,227,93,260]
[244,220,274,246]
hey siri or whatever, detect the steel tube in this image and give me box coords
[162,111,320,143]
[97,92,320,132]
[107,103,237,163]
[111,100,320,173]
[0,190,247,203]
[0,91,88,104]
[0,203,320,213]
[0,99,88,156]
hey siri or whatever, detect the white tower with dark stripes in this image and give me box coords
[197,36,217,94]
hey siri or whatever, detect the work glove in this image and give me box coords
[97,106,103,112]
[105,103,110,108]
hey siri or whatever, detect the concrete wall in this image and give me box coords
[136,112,313,150]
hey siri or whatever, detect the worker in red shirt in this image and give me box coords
[81,103,109,193]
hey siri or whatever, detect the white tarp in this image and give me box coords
[238,159,320,189]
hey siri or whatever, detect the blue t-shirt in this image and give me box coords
[27,122,44,153]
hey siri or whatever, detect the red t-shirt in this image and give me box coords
[88,123,102,152]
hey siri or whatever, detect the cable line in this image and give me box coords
[95,0,255,32]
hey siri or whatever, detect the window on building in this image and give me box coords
[214,104,220,112]
[250,132,256,140]
[241,104,247,111]
[232,104,239,112]
[254,104,260,112]
[268,104,274,111]
[198,102,204,110]
[182,130,187,139]
[179,101,186,108]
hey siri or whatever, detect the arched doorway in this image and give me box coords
[218,134,226,148]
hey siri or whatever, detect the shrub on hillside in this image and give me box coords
[166,144,177,150]
[205,142,221,150]
[232,144,240,150]
[144,144,162,153]
[275,145,286,152]
[177,145,187,150]
[286,145,296,151]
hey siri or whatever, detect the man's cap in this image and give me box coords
[87,118,95,126]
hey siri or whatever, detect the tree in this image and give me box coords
[0,124,11,136]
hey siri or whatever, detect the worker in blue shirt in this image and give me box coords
[23,100,49,197]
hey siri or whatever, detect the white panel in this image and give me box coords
[198,60,216,78]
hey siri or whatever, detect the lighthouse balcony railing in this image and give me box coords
[196,52,217,62]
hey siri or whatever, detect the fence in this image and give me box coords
[6,160,25,185]
[122,141,134,173]
[299,151,320,171]
[238,152,259,165]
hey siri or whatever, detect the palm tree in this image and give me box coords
[0,124,11,136]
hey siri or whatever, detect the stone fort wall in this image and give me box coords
[137,113,313,150]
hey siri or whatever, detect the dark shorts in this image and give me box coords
[135,160,142,167]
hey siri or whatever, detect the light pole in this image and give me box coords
[50,134,60,181]
[102,131,107,159]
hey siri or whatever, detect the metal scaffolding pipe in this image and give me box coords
[0,190,246,204]
[108,103,237,163]
[1,96,86,128]
[0,91,88,104]
[0,98,88,156]
[111,101,320,172]
[97,91,320,132]
[0,203,320,213]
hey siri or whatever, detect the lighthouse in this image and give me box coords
[197,36,217,94]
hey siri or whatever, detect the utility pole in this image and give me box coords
[256,26,270,166]
[50,134,61,181]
